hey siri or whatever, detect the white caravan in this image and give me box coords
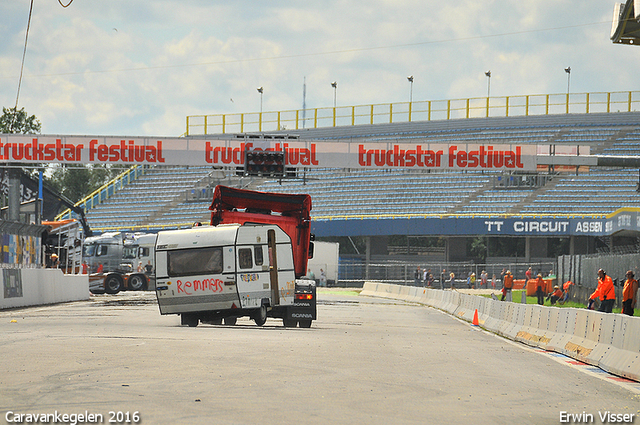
[155,223,314,327]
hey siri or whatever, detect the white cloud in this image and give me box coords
[0,0,637,136]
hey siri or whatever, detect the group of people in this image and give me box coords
[412,265,639,316]
[414,267,435,287]
[588,268,638,316]
[307,268,327,287]
[414,267,500,290]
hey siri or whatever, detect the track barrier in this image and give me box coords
[361,281,640,382]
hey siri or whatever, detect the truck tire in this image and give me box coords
[224,316,237,326]
[298,320,312,328]
[181,314,199,327]
[283,319,297,328]
[253,305,267,327]
[104,276,122,294]
[128,274,147,291]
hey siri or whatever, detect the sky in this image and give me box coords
[0,0,638,137]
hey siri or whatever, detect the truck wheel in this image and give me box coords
[224,317,237,326]
[128,274,147,291]
[298,320,312,328]
[253,305,267,327]
[181,314,199,327]
[283,319,297,328]
[104,276,122,294]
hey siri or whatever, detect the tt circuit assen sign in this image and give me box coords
[0,135,538,171]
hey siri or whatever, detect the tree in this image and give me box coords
[0,106,41,134]
[48,164,121,203]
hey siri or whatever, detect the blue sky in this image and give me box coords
[0,0,637,136]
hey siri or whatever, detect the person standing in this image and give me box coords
[535,274,545,305]
[440,269,446,290]
[590,269,615,313]
[622,270,638,316]
[414,267,422,286]
[525,267,533,281]
[320,268,327,287]
[501,271,513,301]
[449,272,456,289]
[480,270,488,289]
[426,269,434,287]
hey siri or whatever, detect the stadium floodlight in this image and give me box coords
[257,87,263,113]
[331,81,337,108]
[485,71,491,98]
[611,0,640,45]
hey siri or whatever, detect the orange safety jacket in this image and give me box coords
[622,278,638,303]
[504,274,513,289]
[590,275,615,302]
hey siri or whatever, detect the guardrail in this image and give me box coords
[361,282,640,382]
[186,90,640,136]
[55,165,147,221]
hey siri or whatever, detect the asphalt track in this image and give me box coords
[1,289,639,425]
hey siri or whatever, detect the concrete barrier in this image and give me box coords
[361,282,640,382]
[1,268,88,310]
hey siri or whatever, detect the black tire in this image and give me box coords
[181,314,199,327]
[104,276,122,294]
[283,319,297,328]
[128,274,147,291]
[299,320,312,328]
[253,305,267,327]
[224,316,237,326]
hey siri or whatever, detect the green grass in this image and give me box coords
[479,290,637,316]
[317,288,362,297]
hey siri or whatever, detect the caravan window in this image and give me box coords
[167,247,223,277]
[254,246,264,266]
[238,248,253,269]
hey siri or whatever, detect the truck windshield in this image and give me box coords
[123,246,137,259]
[83,244,95,257]
[167,247,223,277]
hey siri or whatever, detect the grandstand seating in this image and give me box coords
[83,111,640,232]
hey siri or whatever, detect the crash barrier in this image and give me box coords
[0,268,89,310]
[362,282,640,382]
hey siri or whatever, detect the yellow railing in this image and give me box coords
[55,165,146,221]
[186,90,640,136]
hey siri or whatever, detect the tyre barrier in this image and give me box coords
[361,282,640,382]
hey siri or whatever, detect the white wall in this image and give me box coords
[1,268,89,310]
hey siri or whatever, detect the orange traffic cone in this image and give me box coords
[472,309,479,326]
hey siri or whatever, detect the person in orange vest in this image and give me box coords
[535,274,545,305]
[589,268,615,313]
[501,270,513,301]
[547,285,564,305]
[622,270,638,316]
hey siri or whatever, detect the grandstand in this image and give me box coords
[78,110,640,265]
